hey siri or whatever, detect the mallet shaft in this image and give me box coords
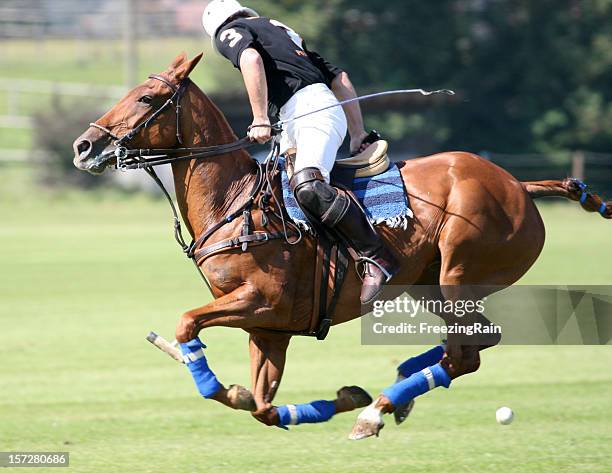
[146,331,184,363]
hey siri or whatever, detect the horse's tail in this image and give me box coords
[521,178,611,219]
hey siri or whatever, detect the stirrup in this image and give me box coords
[356,256,393,283]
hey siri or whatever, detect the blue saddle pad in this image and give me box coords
[279,157,413,230]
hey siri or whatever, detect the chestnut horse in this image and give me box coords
[73,53,610,437]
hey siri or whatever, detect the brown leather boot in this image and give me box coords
[330,195,400,304]
[357,249,399,304]
[291,168,400,304]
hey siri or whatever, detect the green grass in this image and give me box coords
[0,188,611,473]
[0,127,32,149]
[1,38,240,88]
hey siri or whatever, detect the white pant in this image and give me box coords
[279,83,348,183]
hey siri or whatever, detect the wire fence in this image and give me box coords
[0,78,126,127]
[0,0,205,39]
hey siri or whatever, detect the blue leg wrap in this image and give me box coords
[576,179,589,204]
[277,400,336,426]
[599,202,607,216]
[397,344,445,378]
[180,338,222,399]
[383,363,451,407]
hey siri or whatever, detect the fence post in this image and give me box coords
[124,0,139,89]
[572,151,585,181]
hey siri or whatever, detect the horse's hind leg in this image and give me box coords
[392,342,447,425]
[349,283,501,440]
[352,225,530,436]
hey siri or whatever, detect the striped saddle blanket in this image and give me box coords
[279,157,413,230]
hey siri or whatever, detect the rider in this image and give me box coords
[202,0,399,304]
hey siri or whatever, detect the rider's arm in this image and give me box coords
[331,72,369,154]
[216,25,271,144]
[306,47,369,153]
[239,48,271,144]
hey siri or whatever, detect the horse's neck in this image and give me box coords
[172,86,256,239]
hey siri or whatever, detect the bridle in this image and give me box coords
[89,74,268,171]
[88,74,300,293]
[90,74,187,148]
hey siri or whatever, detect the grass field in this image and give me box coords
[1,38,236,89]
[1,181,611,473]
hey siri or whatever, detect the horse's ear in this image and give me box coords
[174,53,204,81]
[169,52,188,70]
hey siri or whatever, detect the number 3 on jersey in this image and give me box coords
[270,19,304,49]
[220,28,243,48]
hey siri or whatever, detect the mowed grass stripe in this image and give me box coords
[1,196,611,473]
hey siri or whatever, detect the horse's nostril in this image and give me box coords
[77,140,92,157]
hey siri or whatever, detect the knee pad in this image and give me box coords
[290,168,350,227]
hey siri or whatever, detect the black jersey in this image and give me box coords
[215,17,343,118]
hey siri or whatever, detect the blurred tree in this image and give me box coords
[252,0,612,155]
[33,96,108,188]
[451,0,612,153]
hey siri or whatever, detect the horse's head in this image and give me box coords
[73,52,203,174]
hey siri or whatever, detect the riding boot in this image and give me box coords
[290,167,400,304]
[333,197,400,304]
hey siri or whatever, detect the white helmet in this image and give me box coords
[202,0,259,38]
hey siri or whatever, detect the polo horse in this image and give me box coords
[73,53,610,439]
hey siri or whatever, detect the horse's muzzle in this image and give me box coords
[72,133,115,174]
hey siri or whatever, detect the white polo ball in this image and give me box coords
[496,406,514,425]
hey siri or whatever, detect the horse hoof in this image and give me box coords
[227,384,256,411]
[337,385,373,409]
[348,402,385,440]
[394,398,415,425]
[391,373,415,425]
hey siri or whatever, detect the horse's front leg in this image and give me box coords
[248,332,290,426]
[248,332,373,428]
[175,284,271,412]
[176,283,270,342]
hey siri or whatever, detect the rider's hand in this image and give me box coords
[248,117,272,144]
[350,130,371,156]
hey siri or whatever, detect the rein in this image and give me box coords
[114,136,255,170]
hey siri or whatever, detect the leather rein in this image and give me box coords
[88,74,299,292]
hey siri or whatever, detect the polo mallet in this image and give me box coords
[274,88,456,128]
[146,331,184,363]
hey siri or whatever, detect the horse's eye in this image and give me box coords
[138,95,153,105]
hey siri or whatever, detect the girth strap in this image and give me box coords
[317,244,349,340]
[311,242,350,340]
[194,232,287,265]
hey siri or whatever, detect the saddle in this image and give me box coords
[335,140,391,177]
[285,139,391,184]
